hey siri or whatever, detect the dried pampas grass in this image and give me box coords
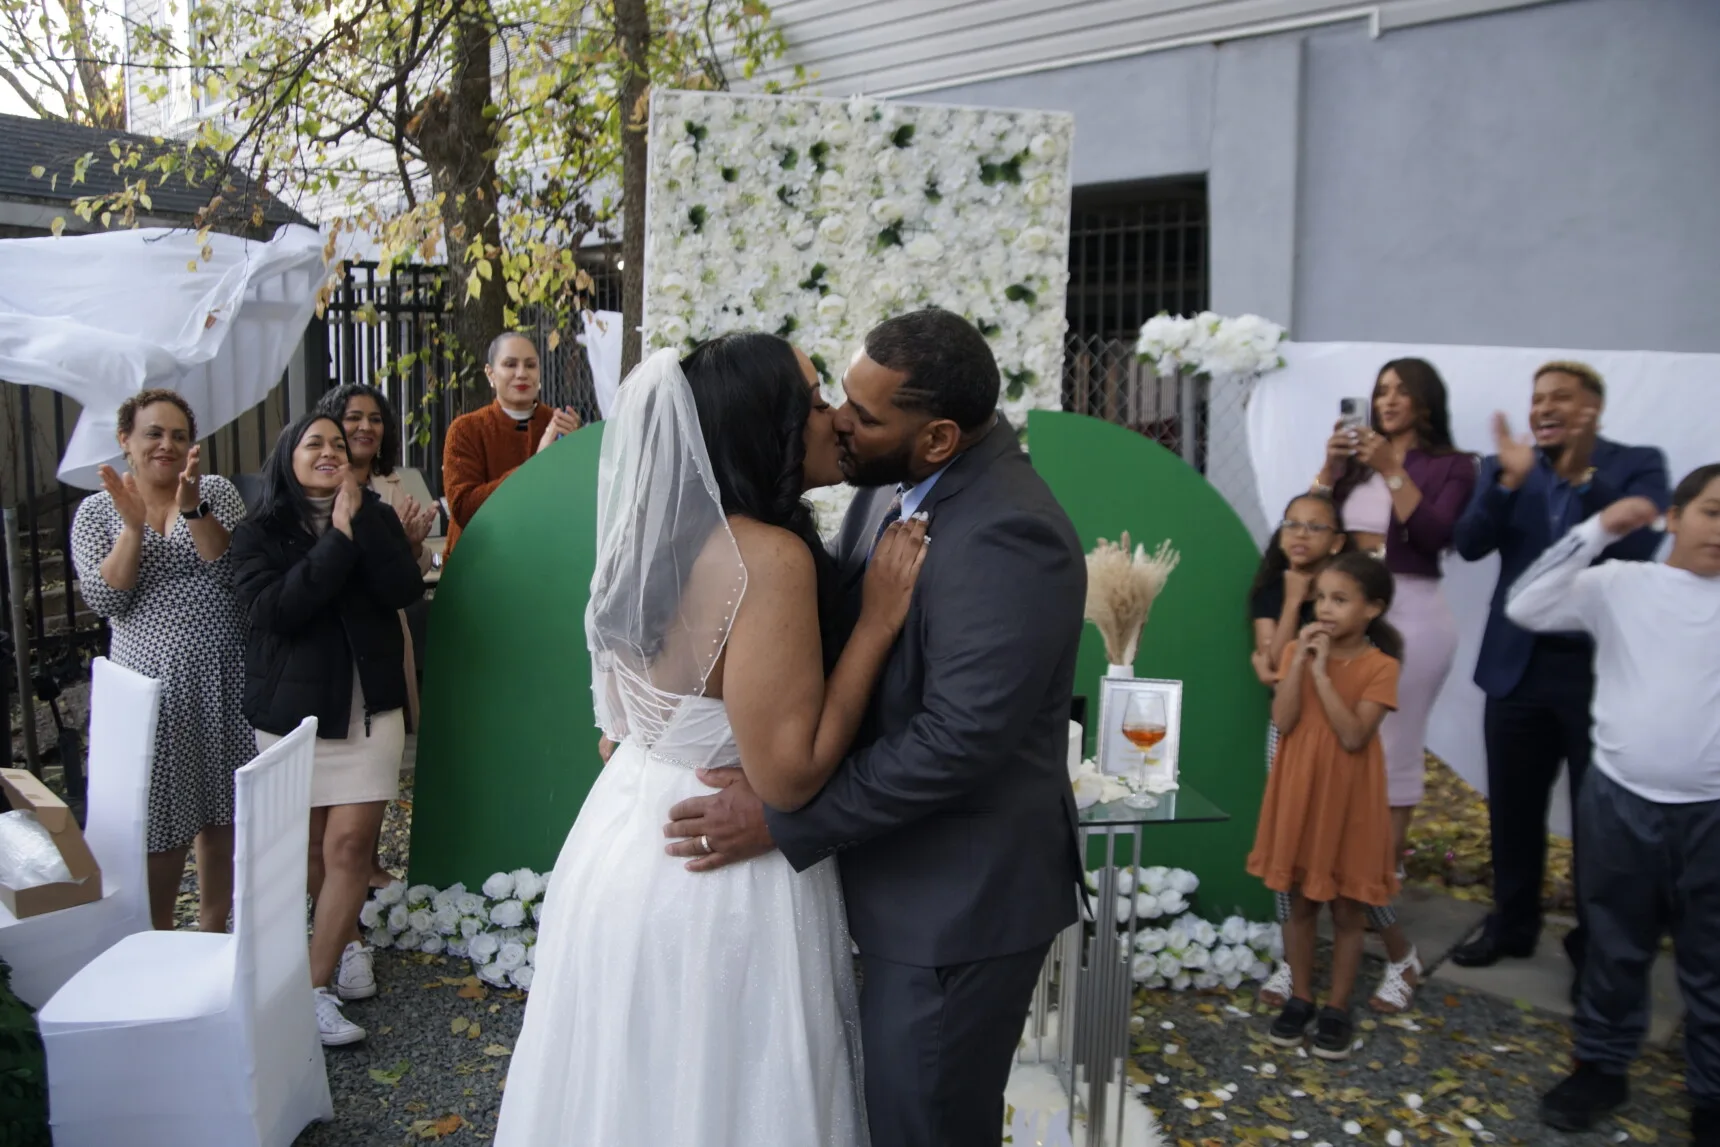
[1084,533,1182,667]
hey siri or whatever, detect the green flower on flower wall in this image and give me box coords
[799,263,830,295]
[891,123,916,149]
[979,149,1031,186]
[1004,283,1038,306]
[1004,368,1038,401]
[809,141,831,173]
[685,121,708,151]
[688,205,708,233]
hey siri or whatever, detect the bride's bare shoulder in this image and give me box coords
[725,516,814,589]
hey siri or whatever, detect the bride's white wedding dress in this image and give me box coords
[493,695,867,1145]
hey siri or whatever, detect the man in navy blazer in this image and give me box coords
[1451,361,1668,978]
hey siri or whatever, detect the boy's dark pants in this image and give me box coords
[1575,768,1720,1106]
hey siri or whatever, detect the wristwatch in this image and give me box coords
[182,499,213,520]
[1385,474,1406,492]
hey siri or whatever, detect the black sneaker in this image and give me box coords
[1269,997,1316,1047]
[1540,1063,1629,1131]
[1311,1005,1355,1060]
[1690,1104,1719,1146]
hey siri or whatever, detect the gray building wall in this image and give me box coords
[912,0,1719,540]
[1295,0,1720,353]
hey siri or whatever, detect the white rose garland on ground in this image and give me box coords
[644,91,1075,533]
[1082,864,1283,992]
[360,871,551,991]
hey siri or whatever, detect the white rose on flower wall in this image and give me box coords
[644,91,1074,537]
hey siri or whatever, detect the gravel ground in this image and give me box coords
[1133,951,1693,1146]
[135,758,1690,1145]
[292,950,524,1145]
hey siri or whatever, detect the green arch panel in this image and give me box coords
[407,423,607,888]
[1028,410,1271,919]
[410,410,1270,919]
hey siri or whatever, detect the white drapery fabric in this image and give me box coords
[581,309,623,418]
[585,346,746,747]
[0,224,327,489]
[1248,341,1720,833]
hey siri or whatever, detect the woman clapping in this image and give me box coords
[230,412,424,1046]
[70,389,255,932]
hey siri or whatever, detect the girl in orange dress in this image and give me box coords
[1247,552,1401,1060]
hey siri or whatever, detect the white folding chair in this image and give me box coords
[0,657,161,1007]
[39,717,332,1147]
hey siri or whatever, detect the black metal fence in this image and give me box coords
[313,256,624,499]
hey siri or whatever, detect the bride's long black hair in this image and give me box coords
[680,331,840,666]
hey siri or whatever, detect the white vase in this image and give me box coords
[1106,663,1133,678]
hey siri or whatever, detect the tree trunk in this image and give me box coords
[616,0,650,375]
[62,0,125,127]
[406,0,505,413]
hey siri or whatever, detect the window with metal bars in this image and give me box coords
[1062,178,1210,462]
[1066,177,1209,342]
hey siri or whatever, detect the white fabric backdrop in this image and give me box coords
[0,224,327,489]
[1247,341,1720,834]
[581,310,623,419]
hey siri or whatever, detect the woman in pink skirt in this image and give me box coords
[1314,357,1477,1010]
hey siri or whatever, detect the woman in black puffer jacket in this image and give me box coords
[231,410,424,1048]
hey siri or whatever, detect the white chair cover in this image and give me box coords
[38,717,332,1147]
[0,657,161,1007]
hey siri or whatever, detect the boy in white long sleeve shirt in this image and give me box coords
[1505,463,1720,1141]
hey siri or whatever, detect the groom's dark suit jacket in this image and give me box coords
[766,418,1086,968]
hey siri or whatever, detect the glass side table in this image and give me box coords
[1016,783,1230,1147]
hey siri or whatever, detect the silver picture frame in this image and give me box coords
[1096,676,1184,785]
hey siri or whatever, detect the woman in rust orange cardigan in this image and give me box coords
[441,332,581,557]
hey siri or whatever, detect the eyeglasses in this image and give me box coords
[1280,520,1335,535]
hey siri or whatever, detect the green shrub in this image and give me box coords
[0,959,49,1147]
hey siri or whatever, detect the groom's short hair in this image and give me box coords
[865,309,1000,432]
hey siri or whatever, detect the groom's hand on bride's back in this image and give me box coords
[664,768,775,872]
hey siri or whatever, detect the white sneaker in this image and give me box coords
[335,941,376,1001]
[315,987,366,1046]
[1257,961,1293,1008]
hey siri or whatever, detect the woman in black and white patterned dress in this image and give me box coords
[70,389,255,932]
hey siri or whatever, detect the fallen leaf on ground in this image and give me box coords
[410,1113,465,1140]
[482,1043,512,1057]
[450,1016,470,1035]
[368,1060,410,1086]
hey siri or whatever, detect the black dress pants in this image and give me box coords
[858,941,1051,1147]
[1575,769,1720,1105]
[1482,640,1595,955]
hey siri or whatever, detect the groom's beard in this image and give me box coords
[840,439,916,489]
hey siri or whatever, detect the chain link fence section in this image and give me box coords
[1061,334,1268,545]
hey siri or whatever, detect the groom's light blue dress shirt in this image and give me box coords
[899,464,949,521]
[866,465,948,563]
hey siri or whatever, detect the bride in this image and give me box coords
[494,333,927,1145]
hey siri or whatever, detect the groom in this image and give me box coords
[664,308,1087,1146]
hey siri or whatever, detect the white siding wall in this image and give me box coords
[767,0,1560,95]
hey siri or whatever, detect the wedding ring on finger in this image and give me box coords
[700,835,712,855]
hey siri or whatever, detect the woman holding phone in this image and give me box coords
[1310,358,1476,1011]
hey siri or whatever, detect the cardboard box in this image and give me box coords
[0,768,102,918]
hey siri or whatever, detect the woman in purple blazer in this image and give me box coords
[1316,359,1477,845]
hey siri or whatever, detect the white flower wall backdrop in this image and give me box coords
[643,90,1075,529]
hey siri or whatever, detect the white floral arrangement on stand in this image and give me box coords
[1083,864,1284,992]
[1134,311,1287,400]
[644,90,1074,534]
[358,869,551,991]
